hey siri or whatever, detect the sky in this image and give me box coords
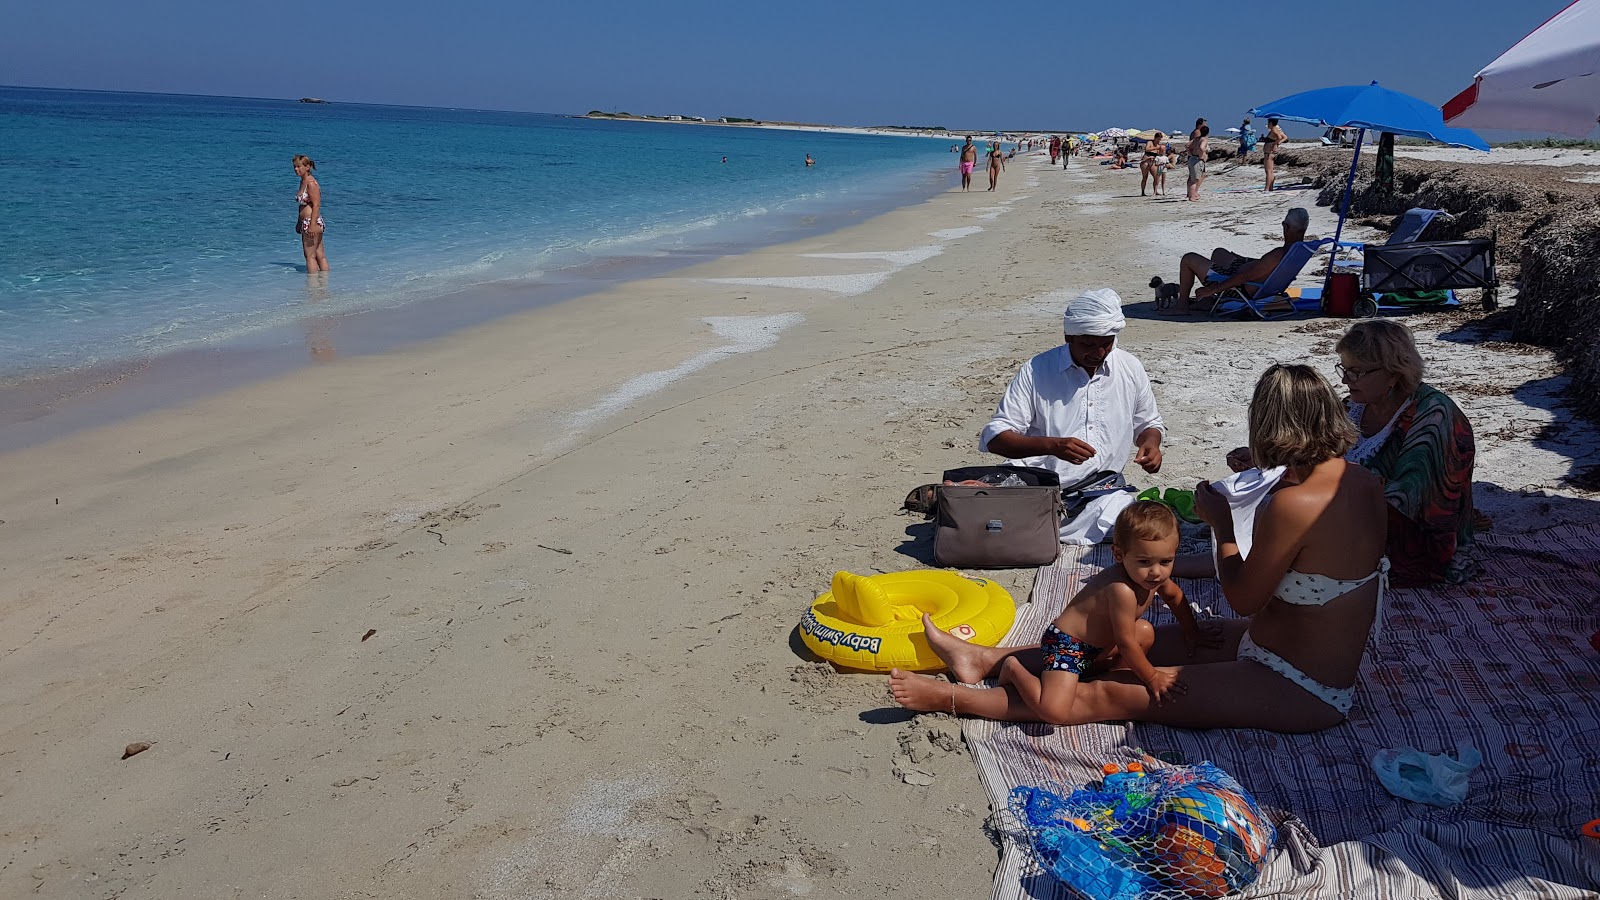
[0,0,1580,135]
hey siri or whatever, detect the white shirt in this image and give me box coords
[978,345,1165,487]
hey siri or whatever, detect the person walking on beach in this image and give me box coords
[1237,118,1255,161]
[1152,133,1172,197]
[987,142,1004,190]
[1185,125,1209,201]
[1049,135,1061,166]
[293,154,329,273]
[1263,118,1287,191]
[960,136,977,191]
[1139,133,1165,197]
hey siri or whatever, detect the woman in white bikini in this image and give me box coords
[1152,133,1172,197]
[890,364,1388,733]
[293,154,329,273]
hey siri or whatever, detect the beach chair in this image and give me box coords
[1207,239,1333,319]
[1334,208,1451,269]
[1336,208,1448,254]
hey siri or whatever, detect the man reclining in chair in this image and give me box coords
[1167,207,1309,315]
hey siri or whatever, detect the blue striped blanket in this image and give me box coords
[962,526,1600,899]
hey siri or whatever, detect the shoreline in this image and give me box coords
[3,150,1596,899]
[0,158,956,453]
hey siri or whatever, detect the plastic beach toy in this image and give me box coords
[799,570,1015,672]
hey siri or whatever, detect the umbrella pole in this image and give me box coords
[1323,127,1367,307]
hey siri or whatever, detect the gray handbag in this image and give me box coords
[931,466,1063,568]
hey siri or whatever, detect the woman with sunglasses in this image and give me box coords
[1228,321,1478,586]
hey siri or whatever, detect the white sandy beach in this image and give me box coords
[2,151,1596,899]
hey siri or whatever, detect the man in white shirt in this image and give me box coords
[979,288,1165,544]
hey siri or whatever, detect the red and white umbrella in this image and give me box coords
[1444,0,1600,136]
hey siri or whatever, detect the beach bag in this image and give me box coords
[912,466,1061,569]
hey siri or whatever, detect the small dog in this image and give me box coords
[1150,276,1181,310]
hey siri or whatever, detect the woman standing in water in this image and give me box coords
[293,154,329,272]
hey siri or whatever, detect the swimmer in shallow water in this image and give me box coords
[293,154,329,273]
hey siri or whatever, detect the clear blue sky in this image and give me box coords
[0,0,1576,134]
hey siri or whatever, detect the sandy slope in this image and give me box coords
[2,152,1595,899]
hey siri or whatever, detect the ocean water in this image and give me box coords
[0,87,961,380]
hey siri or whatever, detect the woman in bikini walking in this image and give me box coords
[293,154,329,273]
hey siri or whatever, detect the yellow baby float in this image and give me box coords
[800,570,1016,672]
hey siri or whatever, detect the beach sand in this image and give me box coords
[3,152,1596,899]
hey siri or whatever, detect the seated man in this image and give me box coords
[980,289,1165,544]
[1169,207,1310,314]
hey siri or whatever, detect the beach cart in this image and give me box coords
[1359,235,1498,314]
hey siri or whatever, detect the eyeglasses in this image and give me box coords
[1334,362,1377,382]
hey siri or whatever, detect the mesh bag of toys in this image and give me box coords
[1007,760,1275,900]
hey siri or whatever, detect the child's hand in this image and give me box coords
[1146,669,1185,704]
[1183,621,1225,658]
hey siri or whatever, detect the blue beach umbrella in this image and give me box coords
[1248,81,1488,269]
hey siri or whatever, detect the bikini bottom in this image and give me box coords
[1236,632,1353,714]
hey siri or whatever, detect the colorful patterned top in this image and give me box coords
[1349,383,1478,587]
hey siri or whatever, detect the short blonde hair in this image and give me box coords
[1335,320,1423,395]
[292,154,316,171]
[1248,364,1356,469]
[1112,500,1178,550]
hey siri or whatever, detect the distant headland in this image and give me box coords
[580,111,955,138]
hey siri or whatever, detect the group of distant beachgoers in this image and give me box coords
[969,116,1292,199]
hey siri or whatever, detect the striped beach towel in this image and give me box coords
[963,527,1600,899]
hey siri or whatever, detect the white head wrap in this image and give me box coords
[1062,288,1126,336]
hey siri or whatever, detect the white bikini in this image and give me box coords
[1236,560,1389,714]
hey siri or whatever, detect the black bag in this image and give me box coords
[1059,469,1137,519]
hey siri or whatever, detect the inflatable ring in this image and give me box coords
[1582,819,1600,839]
[799,570,1016,672]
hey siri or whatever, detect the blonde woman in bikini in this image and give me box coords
[293,154,329,273]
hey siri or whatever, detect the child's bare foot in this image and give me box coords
[922,614,992,683]
[889,668,954,713]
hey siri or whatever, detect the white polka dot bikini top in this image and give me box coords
[1273,558,1389,606]
[1275,558,1392,645]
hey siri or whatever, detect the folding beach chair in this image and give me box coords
[1336,208,1448,254]
[1207,238,1333,319]
[1334,208,1452,272]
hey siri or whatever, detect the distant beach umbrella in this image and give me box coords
[1444,0,1600,136]
[1100,128,1127,138]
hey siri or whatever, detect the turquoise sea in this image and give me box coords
[0,87,961,380]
